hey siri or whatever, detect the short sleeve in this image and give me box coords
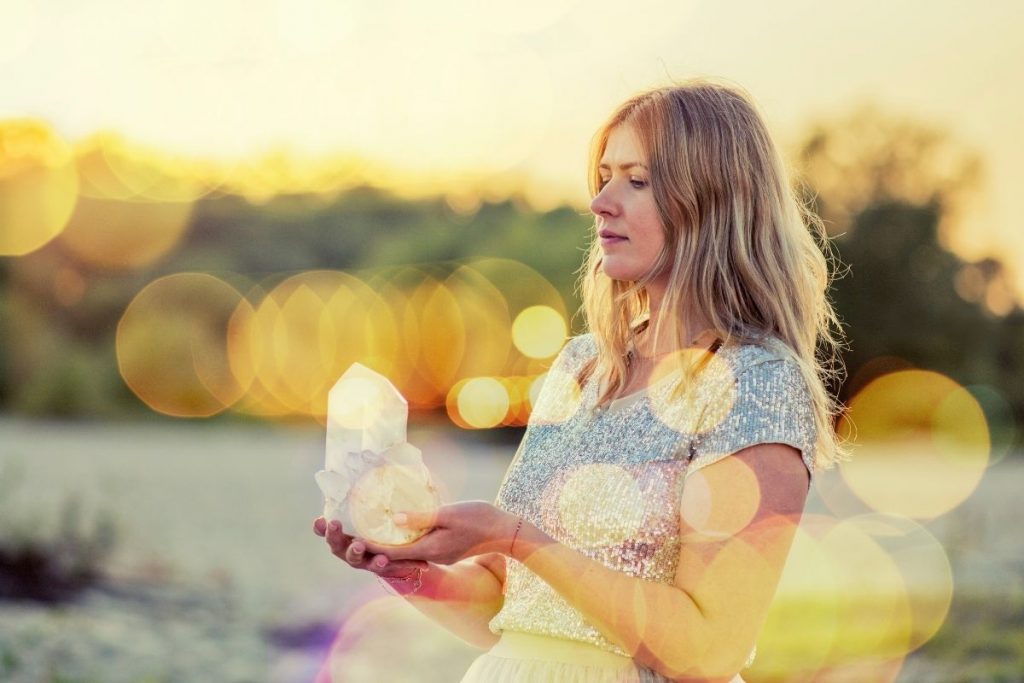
[527,334,595,426]
[686,357,817,481]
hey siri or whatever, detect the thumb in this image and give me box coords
[392,509,438,530]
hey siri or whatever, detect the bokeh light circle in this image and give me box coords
[228,269,398,421]
[527,368,582,425]
[556,464,645,549]
[512,305,567,359]
[839,370,990,519]
[455,377,510,429]
[681,456,761,538]
[0,119,79,256]
[116,272,253,417]
[649,347,737,436]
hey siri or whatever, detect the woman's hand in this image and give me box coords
[356,501,519,566]
[313,516,430,579]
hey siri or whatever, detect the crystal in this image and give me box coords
[317,363,440,545]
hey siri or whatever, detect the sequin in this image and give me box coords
[488,333,817,674]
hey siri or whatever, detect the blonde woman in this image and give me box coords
[314,79,847,682]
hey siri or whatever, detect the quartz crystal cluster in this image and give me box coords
[315,363,440,545]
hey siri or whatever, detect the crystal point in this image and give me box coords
[325,363,407,472]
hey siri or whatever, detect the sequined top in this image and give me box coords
[487,332,817,670]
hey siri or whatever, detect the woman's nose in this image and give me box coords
[590,186,617,218]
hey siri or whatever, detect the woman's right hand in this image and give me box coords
[313,516,430,579]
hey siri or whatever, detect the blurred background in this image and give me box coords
[1,1,1022,681]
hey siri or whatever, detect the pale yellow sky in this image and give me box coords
[1,0,1021,291]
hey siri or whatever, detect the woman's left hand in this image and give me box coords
[357,500,518,566]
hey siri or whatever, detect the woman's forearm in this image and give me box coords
[388,554,504,650]
[509,520,713,679]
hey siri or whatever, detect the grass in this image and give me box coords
[0,462,117,603]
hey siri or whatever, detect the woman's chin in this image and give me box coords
[601,265,641,282]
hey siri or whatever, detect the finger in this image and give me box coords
[325,521,354,553]
[313,517,326,537]
[360,539,417,561]
[345,540,368,566]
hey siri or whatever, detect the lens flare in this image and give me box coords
[754,515,842,678]
[839,370,990,519]
[0,119,78,256]
[527,368,582,425]
[454,377,510,429]
[445,265,512,378]
[680,457,762,539]
[512,305,567,359]
[227,269,398,421]
[648,348,736,436]
[555,464,645,549]
[57,194,194,270]
[116,273,252,417]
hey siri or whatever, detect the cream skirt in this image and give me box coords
[460,631,746,683]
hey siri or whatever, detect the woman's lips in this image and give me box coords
[600,235,628,246]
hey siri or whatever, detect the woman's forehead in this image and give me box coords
[600,125,647,168]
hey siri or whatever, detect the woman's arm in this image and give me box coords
[360,442,808,680]
[510,442,809,680]
[389,554,506,650]
[317,519,506,650]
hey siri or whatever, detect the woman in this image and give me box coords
[313,78,847,682]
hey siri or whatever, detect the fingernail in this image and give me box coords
[375,557,387,568]
[393,512,407,525]
[329,521,340,532]
[352,544,364,554]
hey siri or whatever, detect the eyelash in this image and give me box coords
[598,177,648,190]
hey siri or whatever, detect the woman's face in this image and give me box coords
[591,124,667,285]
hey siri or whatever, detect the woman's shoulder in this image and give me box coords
[552,330,799,379]
[717,331,799,376]
[551,333,598,371]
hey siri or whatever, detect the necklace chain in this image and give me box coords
[627,330,718,364]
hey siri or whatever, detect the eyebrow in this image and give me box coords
[598,162,648,171]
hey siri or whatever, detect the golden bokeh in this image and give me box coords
[648,347,737,436]
[454,377,510,430]
[557,464,645,549]
[226,270,398,421]
[754,515,842,678]
[116,272,253,417]
[819,517,913,665]
[512,305,567,359]
[527,367,582,425]
[839,369,990,519]
[752,509,952,681]
[847,514,953,654]
[680,457,761,539]
[75,134,216,202]
[57,194,194,270]
[0,119,79,256]
[467,257,567,368]
[444,265,512,378]
[410,275,465,408]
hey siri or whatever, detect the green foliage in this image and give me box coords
[0,106,1021,437]
[914,592,1024,681]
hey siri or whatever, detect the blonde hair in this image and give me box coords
[577,78,849,469]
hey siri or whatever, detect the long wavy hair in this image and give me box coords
[577,79,849,469]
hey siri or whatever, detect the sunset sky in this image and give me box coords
[2,0,1021,294]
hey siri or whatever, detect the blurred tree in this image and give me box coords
[796,107,1023,438]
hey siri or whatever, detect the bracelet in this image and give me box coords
[509,517,524,559]
[377,567,424,595]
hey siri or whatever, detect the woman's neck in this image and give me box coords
[638,286,715,358]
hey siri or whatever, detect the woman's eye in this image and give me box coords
[630,178,648,189]
[598,178,610,189]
